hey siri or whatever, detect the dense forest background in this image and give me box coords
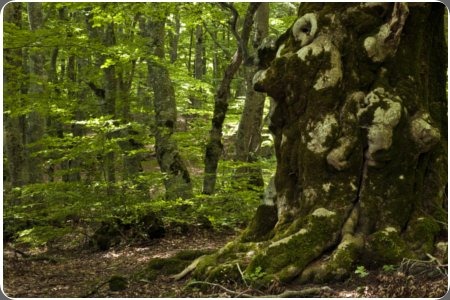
[3,2,296,248]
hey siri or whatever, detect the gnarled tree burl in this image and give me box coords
[177,3,447,285]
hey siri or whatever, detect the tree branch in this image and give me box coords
[202,21,232,58]
[218,2,262,64]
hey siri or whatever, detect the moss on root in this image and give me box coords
[365,227,410,266]
[405,217,440,256]
[141,249,211,281]
[244,208,341,285]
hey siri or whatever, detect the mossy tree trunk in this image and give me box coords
[187,3,447,285]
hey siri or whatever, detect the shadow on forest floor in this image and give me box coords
[3,229,448,298]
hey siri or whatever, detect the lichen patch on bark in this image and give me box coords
[306,113,338,154]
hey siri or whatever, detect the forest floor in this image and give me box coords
[3,229,449,298]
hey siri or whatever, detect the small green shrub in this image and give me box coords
[354,265,369,278]
[382,264,396,272]
[244,266,267,283]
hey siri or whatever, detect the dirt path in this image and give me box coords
[3,230,235,298]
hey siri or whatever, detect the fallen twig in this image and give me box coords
[185,280,253,298]
[260,286,333,298]
[236,263,249,287]
[185,280,333,298]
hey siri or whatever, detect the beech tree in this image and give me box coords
[179,2,447,285]
[140,8,193,200]
[202,2,261,195]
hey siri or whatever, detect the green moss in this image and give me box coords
[245,210,340,283]
[366,228,409,266]
[240,205,277,242]
[142,257,192,281]
[206,261,242,283]
[193,253,219,279]
[405,217,440,255]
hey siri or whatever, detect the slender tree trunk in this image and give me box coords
[234,3,270,190]
[190,24,204,108]
[190,3,447,285]
[4,3,26,187]
[194,25,203,76]
[187,28,194,75]
[26,2,46,183]
[64,54,83,182]
[202,3,261,195]
[102,23,117,185]
[140,14,193,200]
[169,12,181,64]
[118,61,143,180]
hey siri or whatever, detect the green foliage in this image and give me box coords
[354,265,369,278]
[382,264,396,272]
[3,1,281,250]
[17,226,72,247]
[243,266,267,283]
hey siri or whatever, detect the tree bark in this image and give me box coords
[189,2,447,285]
[234,3,270,189]
[141,14,193,200]
[25,2,46,184]
[194,24,204,80]
[202,3,261,195]
[169,12,181,64]
[103,22,117,185]
[4,2,26,187]
[190,24,204,108]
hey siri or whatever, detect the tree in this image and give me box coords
[202,2,261,195]
[180,2,447,285]
[234,3,270,189]
[25,2,46,183]
[4,2,26,187]
[140,7,193,200]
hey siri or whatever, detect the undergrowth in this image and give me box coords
[4,161,269,248]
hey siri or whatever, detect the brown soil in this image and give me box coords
[3,230,448,298]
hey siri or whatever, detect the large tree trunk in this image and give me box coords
[141,14,193,200]
[184,3,447,285]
